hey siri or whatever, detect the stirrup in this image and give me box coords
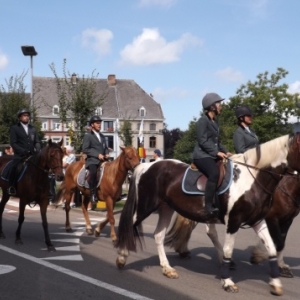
[8,186,16,196]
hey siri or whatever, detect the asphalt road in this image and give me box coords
[1,199,300,300]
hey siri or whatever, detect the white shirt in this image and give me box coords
[21,122,29,134]
[92,130,101,142]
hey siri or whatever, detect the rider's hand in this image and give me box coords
[217,152,227,159]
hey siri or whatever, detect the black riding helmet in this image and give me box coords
[202,93,225,110]
[89,115,102,126]
[235,106,253,118]
[17,108,31,118]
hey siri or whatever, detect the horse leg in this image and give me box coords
[253,220,283,296]
[0,192,10,238]
[40,198,55,251]
[82,195,93,235]
[94,217,109,237]
[15,200,26,245]
[206,224,224,265]
[64,189,73,232]
[155,205,178,278]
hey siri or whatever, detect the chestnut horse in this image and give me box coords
[116,133,300,296]
[0,140,64,251]
[164,173,300,279]
[55,146,140,242]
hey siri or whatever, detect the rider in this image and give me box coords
[192,93,231,216]
[8,108,41,195]
[233,105,259,154]
[82,115,109,203]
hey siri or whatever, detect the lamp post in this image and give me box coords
[21,46,38,111]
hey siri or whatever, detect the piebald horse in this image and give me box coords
[116,133,300,296]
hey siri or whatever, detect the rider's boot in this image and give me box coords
[8,186,16,196]
[90,189,98,203]
[204,181,219,216]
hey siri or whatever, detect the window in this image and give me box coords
[103,121,114,132]
[53,105,59,115]
[42,121,48,130]
[104,136,114,150]
[139,106,146,117]
[51,137,62,143]
[52,121,61,131]
[149,123,156,131]
[65,136,71,146]
[149,136,156,148]
[95,107,102,115]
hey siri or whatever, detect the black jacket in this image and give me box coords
[10,122,41,157]
[233,125,259,154]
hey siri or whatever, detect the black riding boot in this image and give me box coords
[90,188,98,203]
[204,181,219,215]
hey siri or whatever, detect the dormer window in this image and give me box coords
[53,105,59,115]
[139,106,146,117]
[95,107,102,116]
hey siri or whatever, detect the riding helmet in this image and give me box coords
[89,115,102,125]
[17,108,31,118]
[235,106,253,118]
[202,93,225,110]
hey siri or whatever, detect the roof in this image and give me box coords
[33,75,164,122]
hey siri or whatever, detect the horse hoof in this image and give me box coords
[223,284,239,293]
[66,228,73,233]
[270,284,283,296]
[94,229,100,237]
[48,246,56,252]
[112,239,118,247]
[86,228,93,235]
[15,239,23,245]
[116,258,125,269]
[178,251,191,259]
[163,270,179,279]
[279,267,294,278]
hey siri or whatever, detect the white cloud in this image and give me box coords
[288,81,300,94]
[119,28,203,66]
[151,87,190,103]
[81,28,113,58]
[0,50,9,70]
[138,0,176,8]
[215,67,243,83]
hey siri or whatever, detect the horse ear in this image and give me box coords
[119,146,125,152]
[58,139,63,147]
[48,139,53,146]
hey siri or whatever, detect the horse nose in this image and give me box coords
[55,174,65,181]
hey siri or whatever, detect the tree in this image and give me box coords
[173,118,197,163]
[163,123,183,159]
[118,119,133,146]
[0,72,44,144]
[50,59,107,152]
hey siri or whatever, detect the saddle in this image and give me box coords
[77,163,106,189]
[1,159,28,182]
[182,159,233,195]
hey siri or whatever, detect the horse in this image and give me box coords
[0,139,64,251]
[116,133,300,296]
[164,171,300,279]
[55,146,140,243]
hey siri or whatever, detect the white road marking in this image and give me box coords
[51,238,80,243]
[41,254,83,261]
[0,265,16,274]
[0,245,153,300]
[41,245,80,252]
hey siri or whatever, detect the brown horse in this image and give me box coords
[116,134,300,296]
[0,139,64,251]
[165,171,300,279]
[55,146,140,242]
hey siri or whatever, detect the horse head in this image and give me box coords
[120,146,140,171]
[44,139,64,181]
[287,132,300,172]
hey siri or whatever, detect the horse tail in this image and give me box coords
[116,172,140,252]
[53,180,66,205]
[165,213,197,254]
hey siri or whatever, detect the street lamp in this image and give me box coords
[21,45,38,111]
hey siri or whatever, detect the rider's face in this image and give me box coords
[91,121,101,132]
[19,113,30,124]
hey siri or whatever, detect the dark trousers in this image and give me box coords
[193,157,220,184]
[87,164,98,190]
[48,175,56,200]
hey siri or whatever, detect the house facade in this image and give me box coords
[33,74,165,161]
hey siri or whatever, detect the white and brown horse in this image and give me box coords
[116,133,300,296]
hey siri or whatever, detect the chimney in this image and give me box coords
[71,73,77,85]
[107,74,116,86]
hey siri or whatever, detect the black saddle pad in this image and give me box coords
[182,160,233,195]
[77,165,104,189]
[1,159,27,182]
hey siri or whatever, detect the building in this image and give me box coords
[33,74,165,160]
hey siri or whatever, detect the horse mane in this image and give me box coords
[103,149,125,178]
[239,134,291,169]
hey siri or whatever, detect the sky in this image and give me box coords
[1,0,300,130]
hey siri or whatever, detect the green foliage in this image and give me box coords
[118,119,133,146]
[50,59,107,152]
[0,72,44,144]
[173,118,197,163]
[163,123,183,159]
